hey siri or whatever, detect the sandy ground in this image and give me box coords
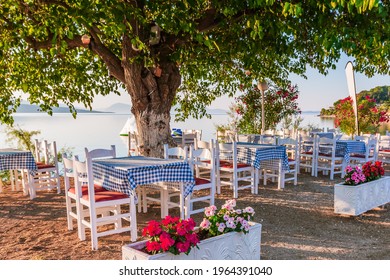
[1,167,390,260]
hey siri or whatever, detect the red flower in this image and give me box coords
[146,241,161,252]
[142,220,162,237]
[176,241,190,253]
[159,232,175,251]
[142,216,199,255]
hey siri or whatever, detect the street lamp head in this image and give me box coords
[257,81,268,91]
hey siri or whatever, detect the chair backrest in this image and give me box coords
[73,156,89,198]
[163,144,188,160]
[261,135,277,145]
[278,136,299,159]
[35,139,58,165]
[378,135,390,150]
[316,136,337,158]
[217,142,233,161]
[195,140,211,150]
[366,138,378,159]
[237,134,253,143]
[189,141,215,169]
[62,153,77,192]
[181,132,197,147]
[80,145,116,203]
[85,145,116,160]
[128,132,139,156]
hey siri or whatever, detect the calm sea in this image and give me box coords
[0,112,333,157]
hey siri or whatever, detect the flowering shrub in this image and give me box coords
[343,161,385,185]
[343,165,366,185]
[362,161,385,182]
[334,95,389,135]
[235,83,301,134]
[142,216,199,255]
[199,199,255,237]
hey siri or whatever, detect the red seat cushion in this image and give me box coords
[219,161,251,169]
[37,163,56,169]
[195,177,211,185]
[380,149,390,153]
[82,191,129,202]
[350,154,365,158]
[68,184,107,195]
[301,151,313,155]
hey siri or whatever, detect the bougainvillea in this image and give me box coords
[334,95,389,135]
[234,83,301,134]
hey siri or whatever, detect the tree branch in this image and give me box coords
[89,26,125,84]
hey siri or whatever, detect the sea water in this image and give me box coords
[0,112,334,157]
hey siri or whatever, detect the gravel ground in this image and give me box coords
[1,166,390,260]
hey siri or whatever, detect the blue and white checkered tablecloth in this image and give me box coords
[336,140,366,163]
[92,156,195,198]
[236,142,290,171]
[0,149,37,174]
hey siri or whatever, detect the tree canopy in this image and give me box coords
[1,0,389,154]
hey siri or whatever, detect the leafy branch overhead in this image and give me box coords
[1,1,389,153]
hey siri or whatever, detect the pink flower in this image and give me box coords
[218,223,226,232]
[200,218,210,229]
[244,206,255,214]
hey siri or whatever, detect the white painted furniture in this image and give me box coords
[216,141,257,198]
[299,134,317,176]
[28,139,60,199]
[264,136,299,186]
[186,142,216,218]
[334,177,390,216]
[315,137,344,180]
[122,222,262,260]
[74,145,135,250]
[349,138,378,166]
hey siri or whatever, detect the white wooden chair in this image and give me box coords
[63,153,110,231]
[315,137,344,180]
[74,145,135,250]
[28,139,60,199]
[263,136,299,187]
[185,142,216,218]
[299,134,317,176]
[216,141,257,198]
[128,131,140,156]
[349,138,378,166]
[377,135,390,164]
[140,144,188,218]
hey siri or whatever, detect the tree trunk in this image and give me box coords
[122,50,180,157]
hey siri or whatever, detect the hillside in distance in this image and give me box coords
[16,101,107,113]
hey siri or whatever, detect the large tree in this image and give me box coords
[1,0,389,156]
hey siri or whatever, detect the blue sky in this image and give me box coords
[91,56,389,112]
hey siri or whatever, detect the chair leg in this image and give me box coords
[65,197,74,231]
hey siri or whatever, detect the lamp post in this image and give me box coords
[257,81,268,134]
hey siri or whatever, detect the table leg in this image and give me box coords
[130,194,137,242]
[28,172,36,199]
[278,159,285,189]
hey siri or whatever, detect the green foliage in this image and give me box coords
[4,125,41,153]
[321,85,389,115]
[0,0,389,126]
[235,82,301,134]
[334,95,389,135]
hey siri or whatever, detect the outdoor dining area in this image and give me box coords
[1,127,390,259]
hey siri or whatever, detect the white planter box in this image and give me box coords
[334,176,390,216]
[122,222,262,260]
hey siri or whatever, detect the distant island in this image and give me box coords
[15,101,229,115]
[319,85,389,117]
[16,102,110,114]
